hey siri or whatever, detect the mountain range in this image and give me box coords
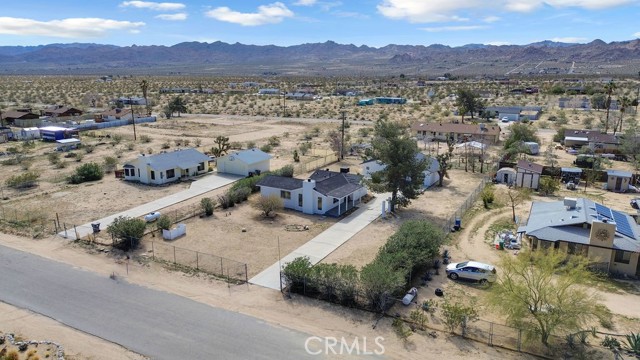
[0,39,639,76]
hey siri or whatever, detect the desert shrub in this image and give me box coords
[161,141,171,149]
[217,193,232,209]
[260,144,272,153]
[282,256,312,291]
[55,160,67,169]
[68,162,104,184]
[230,141,242,149]
[299,142,312,155]
[138,134,151,143]
[481,184,495,208]
[293,150,300,162]
[156,214,172,231]
[5,171,40,189]
[253,193,283,216]
[48,152,60,164]
[107,215,146,251]
[147,147,153,154]
[75,153,84,162]
[268,136,280,146]
[183,139,191,147]
[194,138,202,147]
[272,164,294,178]
[64,152,77,158]
[234,187,251,202]
[84,145,95,153]
[230,173,266,193]
[4,350,19,360]
[111,134,123,145]
[201,197,216,216]
[103,156,118,173]
[127,142,136,150]
[246,141,256,149]
[174,139,183,146]
[441,297,479,333]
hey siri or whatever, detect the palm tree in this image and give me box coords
[604,81,617,133]
[139,79,150,115]
[616,95,632,133]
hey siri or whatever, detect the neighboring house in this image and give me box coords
[516,160,543,189]
[606,170,632,193]
[42,105,83,117]
[216,148,272,177]
[116,97,147,105]
[256,169,367,217]
[559,97,591,110]
[563,129,620,151]
[484,106,543,121]
[496,167,517,185]
[361,153,439,188]
[520,197,640,277]
[412,122,500,144]
[100,108,133,121]
[123,148,210,185]
[258,88,280,95]
[0,110,39,125]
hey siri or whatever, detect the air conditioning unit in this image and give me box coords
[564,197,577,209]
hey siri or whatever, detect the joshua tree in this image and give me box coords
[604,81,617,133]
[139,79,150,115]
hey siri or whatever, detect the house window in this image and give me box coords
[166,169,175,178]
[160,172,164,179]
[198,162,205,171]
[280,191,291,200]
[124,169,130,176]
[150,171,155,180]
[567,243,586,255]
[614,250,631,264]
[137,169,140,177]
[317,197,322,210]
[298,194,303,207]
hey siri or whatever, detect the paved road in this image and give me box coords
[0,245,319,360]
[250,194,388,290]
[61,173,242,240]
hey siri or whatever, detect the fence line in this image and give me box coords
[442,176,491,233]
[0,203,57,238]
[147,240,248,283]
[294,153,339,175]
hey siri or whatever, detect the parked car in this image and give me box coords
[144,211,161,222]
[446,261,497,284]
[501,117,509,123]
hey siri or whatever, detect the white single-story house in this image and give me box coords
[496,167,517,185]
[516,160,543,190]
[256,170,367,217]
[56,138,81,151]
[520,198,640,277]
[607,170,632,193]
[101,108,133,121]
[123,148,210,185]
[360,153,439,188]
[216,148,272,177]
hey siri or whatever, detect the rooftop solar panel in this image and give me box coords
[612,210,635,239]
[595,203,613,220]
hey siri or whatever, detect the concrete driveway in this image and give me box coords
[60,172,242,240]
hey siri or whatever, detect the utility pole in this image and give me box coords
[636,71,640,114]
[129,97,137,141]
[340,110,346,159]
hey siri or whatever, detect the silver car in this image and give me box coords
[446,261,497,284]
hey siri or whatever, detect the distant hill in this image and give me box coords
[1,39,639,76]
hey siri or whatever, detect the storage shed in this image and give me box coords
[40,126,73,141]
[606,170,632,193]
[496,167,517,185]
[561,167,582,184]
[20,127,40,140]
[56,138,81,151]
[524,142,539,155]
[516,160,543,190]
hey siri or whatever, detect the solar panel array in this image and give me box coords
[594,203,636,239]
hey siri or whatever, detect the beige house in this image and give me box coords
[412,122,500,144]
[563,129,620,151]
[520,198,640,277]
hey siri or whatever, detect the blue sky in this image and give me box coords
[0,0,639,47]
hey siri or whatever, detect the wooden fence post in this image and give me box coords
[173,245,176,263]
[151,241,155,260]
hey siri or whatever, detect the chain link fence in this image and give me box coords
[0,203,56,238]
[148,240,248,283]
[442,176,491,233]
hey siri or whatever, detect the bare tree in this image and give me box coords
[253,194,284,217]
[506,187,531,223]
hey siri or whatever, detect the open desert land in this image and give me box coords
[2,75,640,359]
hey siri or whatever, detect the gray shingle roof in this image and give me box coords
[256,175,303,190]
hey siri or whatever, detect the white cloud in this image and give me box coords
[333,11,369,19]
[120,1,185,11]
[483,15,500,23]
[486,41,511,46]
[0,17,145,38]
[294,0,317,5]
[634,32,640,38]
[549,36,588,43]
[420,25,487,32]
[205,2,294,26]
[155,13,187,20]
[377,0,634,23]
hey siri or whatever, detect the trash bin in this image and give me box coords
[454,218,461,231]
[499,240,505,250]
[91,223,100,233]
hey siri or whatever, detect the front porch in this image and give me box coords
[325,194,361,218]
